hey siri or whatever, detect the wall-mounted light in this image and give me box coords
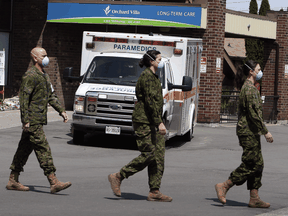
[248,24,251,31]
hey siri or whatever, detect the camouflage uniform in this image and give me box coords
[120,68,165,189]
[229,79,268,190]
[9,66,65,176]
[132,67,163,126]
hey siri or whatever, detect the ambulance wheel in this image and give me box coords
[163,116,169,140]
[183,115,194,141]
[72,128,85,145]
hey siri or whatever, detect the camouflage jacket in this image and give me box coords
[132,67,163,126]
[236,79,268,136]
[19,66,65,125]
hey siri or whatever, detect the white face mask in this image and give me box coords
[41,56,50,67]
[31,52,49,67]
[255,70,263,80]
[157,60,164,69]
[245,63,262,80]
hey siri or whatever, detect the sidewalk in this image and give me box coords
[257,208,288,216]
[0,107,73,130]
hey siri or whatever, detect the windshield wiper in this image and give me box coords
[120,80,137,83]
[88,78,117,84]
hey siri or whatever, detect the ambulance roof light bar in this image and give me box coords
[92,36,176,47]
[140,40,176,47]
[93,37,128,43]
[87,35,182,54]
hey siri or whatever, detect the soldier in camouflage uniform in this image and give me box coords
[6,47,72,194]
[215,60,273,208]
[108,50,172,202]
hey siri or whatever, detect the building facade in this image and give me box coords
[1,0,287,124]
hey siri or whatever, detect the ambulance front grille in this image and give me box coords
[87,98,135,126]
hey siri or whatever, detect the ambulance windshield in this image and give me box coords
[83,56,164,87]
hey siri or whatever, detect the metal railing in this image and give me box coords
[262,95,279,124]
[220,90,279,124]
[220,91,239,123]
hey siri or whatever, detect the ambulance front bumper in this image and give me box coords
[72,113,134,135]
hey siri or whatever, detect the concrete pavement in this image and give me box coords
[1,109,288,215]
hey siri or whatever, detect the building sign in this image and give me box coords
[47,3,202,28]
[216,57,221,74]
[200,57,207,73]
[0,51,5,86]
[285,65,288,79]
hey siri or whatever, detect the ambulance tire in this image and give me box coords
[73,128,85,145]
[183,114,194,142]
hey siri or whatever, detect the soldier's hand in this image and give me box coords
[158,122,166,136]
[22,123,30,132]
[61,112,69,123]
[264,132,273,143]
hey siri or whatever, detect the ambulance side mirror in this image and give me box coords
[63,67,82,82]
[181,76,193,91]
[63,67,73,81]
[168,76,192,92]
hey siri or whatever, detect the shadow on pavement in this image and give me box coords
[66,132,192,151]
[206,198,248,207]
[104,192,147,201]
[165,135,193,149]
[66,132,138,150]
[27,185,70,195]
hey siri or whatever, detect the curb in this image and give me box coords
[0,107,73,130]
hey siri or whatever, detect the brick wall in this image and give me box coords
[275,13,288,121]
[196,0,226,123]
[41,23,89,110]
[9,0,82,109]
[263,11,288,121]
[8,0,48,97]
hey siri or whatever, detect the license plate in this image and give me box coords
[105,126,121,135]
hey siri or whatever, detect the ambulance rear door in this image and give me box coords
[164,61,177,138]
[181,44,197,135]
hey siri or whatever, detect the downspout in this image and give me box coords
[273,41,279,97]
[273,41,279,123]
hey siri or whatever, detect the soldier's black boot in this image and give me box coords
[215,179,234,204]
[47,173,71,194]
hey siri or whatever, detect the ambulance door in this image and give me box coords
[182,45,196,133]
[194,44,203,124]
[165,62,176,135]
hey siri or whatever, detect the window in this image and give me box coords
[0,0,12,31]
[83,56,165,87]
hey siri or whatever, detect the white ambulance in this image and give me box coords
[65,31,202,144]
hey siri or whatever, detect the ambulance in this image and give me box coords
[65,31,202,144]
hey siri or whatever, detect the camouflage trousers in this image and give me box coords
[120,123,165,190]
[229,135,263,190]
[9,124,56,176]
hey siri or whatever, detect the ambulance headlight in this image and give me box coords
[74,96,85,113]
